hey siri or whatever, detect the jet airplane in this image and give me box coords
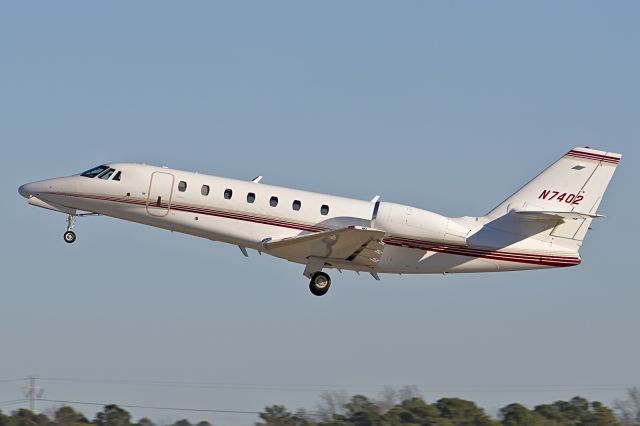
[19,147,621,296]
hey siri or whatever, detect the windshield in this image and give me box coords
[98,168,116,180]
[80,165,109,178]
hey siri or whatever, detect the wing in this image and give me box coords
[264,226,386,269]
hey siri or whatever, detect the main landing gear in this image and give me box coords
[63,214,77,244]
[309,271,331,296]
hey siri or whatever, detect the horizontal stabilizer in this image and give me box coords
[510,208,604,221]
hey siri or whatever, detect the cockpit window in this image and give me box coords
[80,165,109,178]
[112,171,121,181]
[99,168,116,180]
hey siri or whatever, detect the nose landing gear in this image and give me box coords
[63,214,77,244]
[309,271,331,296]
[63,231,76,243]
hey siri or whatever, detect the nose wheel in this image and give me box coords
[63,214,77,244]
[63,230,76,243]
[309,271,331,296]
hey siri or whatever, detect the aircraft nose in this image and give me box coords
[18,183,34,198]
[19,177,77,199]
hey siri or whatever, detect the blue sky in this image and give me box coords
[1,2,638,425]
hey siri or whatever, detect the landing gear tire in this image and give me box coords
[309,272,331,296]
[63,230,76,244]
[63,214,77,244]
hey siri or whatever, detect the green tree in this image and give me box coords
[256,405,297,426]
[0,410,10,426]
[434,398,497,426]
[290,410,314,426]
[344,395,386,426]
[582,401,619,426]
[136,419,155,426]
[6,409,49,426]
[533,397,621,426]
[500,403,548,426]
[93,405,131,426]
[553,397,591,423]
[55,406,89,426]
[534,403,570,424]
[383,397,440,424]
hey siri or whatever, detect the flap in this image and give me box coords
[264,226,386,269]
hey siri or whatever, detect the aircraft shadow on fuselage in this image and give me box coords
[466,213,559,250]
[413,214,558,272]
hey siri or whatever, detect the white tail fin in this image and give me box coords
[487,147,621,250]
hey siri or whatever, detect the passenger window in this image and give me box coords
[224,189,233,199]
[320,204,330,215]
[292,200,301,211]
[201,185,210,196]
[178,181,187,192]
[247,192,256,203]
[270,196,278,207]
[112,171,121,181]
[99,169,115,180]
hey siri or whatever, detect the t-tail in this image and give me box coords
[484,147,621,253]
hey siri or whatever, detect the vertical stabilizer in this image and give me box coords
[486,147,621,248]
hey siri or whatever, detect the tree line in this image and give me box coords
[257,387,640,426]
[0,387,638,426]
[0,405,210,426]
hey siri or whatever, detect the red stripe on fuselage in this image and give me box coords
[52,192,581,268]
[383,236,580,267]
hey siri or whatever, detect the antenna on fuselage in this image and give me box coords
[251,175,263,183]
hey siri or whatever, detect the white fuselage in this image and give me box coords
[19,162,581,276]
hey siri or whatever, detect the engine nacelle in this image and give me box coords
[375,202,470,244]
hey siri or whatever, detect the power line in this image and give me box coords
[34,376,640,394]
[40,377,638,388]
[0,378,28,384]
[38,399,260,416]
[40,376,357,388]
[39,377,367,392]
[0,399,27,408]
[417,386,638,394]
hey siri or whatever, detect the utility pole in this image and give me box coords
[23,376,44,413]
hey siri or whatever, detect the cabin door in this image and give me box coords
[146,172,175,217]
